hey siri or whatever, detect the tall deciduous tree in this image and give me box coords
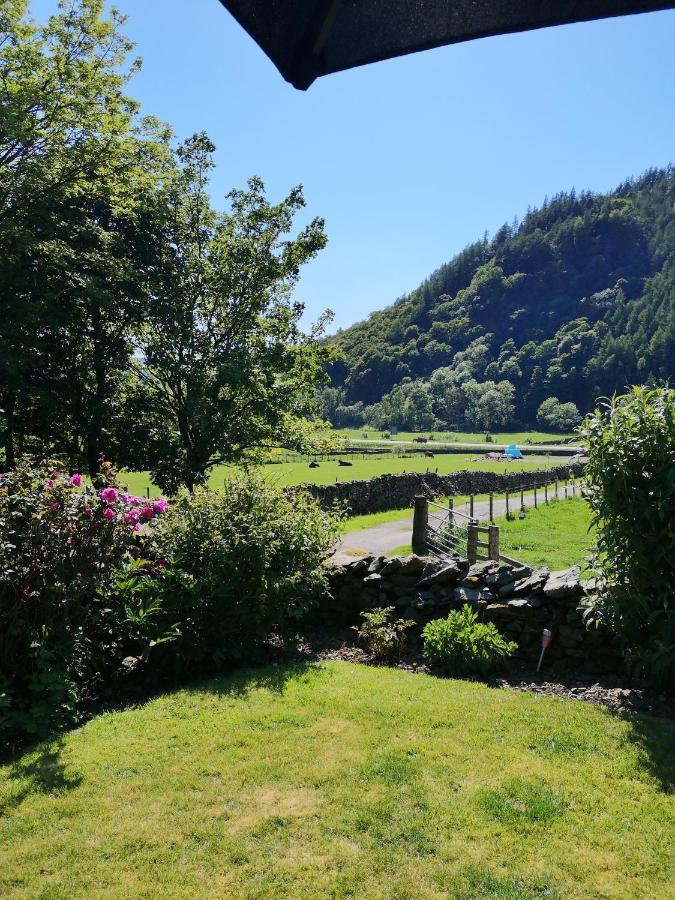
[0,0,169,473]
[135,134,331,492]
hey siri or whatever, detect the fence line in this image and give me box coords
[414,474,586,562]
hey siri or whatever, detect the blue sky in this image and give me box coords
[31,2,675,332]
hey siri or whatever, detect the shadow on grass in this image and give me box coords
[622,712,675,792]
[1,737,83,815]
[185,661,325,701]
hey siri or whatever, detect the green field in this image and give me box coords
[334,428,576,445]
[123,454,566,497]
[2,662,672,898]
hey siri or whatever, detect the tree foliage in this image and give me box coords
[581,386,675,683]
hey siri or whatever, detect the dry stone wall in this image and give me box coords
[325,552,622,675]
[293,461,585,515]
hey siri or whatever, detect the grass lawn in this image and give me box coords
[1,662,672,898]
[390,498,594,571]
[497,498,594,571]
[122,454,564,497]
[334,428,575,445]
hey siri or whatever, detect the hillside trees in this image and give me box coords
[327,168,674,424]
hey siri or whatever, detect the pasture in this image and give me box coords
[122,453,566,497]
[333,428,576,445]
[2,662,672,899]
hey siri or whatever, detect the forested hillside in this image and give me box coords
[324,168,674,431]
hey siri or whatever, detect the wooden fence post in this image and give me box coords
[505,490,510,518]
[534,485,538,508]
[448,497,454,527]
[470,494,474,519]
[488,524,499,561]
[467,523,478,564]
[564,479,568,499]
[555,478,558,499]
[544,482,548,504]
[412,496,428,555]
[489,492,494,523]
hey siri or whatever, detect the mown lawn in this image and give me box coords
[1,662,672,899]
[122,454,563,497]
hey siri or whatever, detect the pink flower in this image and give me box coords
[99,487,118,505]
[46,480,54,489]
[123,509,139,525]
[49,501,60,512]
[132,523,141,532]
[51,470,59,479]
[123,492,143,506]
[152,498,168,514]
[70,473,82,487]
[140,506,154,521]
[102,507,115,522]
[83,507,94,517]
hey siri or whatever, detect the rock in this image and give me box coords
[543,566,583,600]
[417,562,462,588]
[453,586,493,604]
[485,564,530,589]
[379,556,403,575]
[467,560,499,579]
[507,597,532,614]
[363,573,382,584]
[366,556,385,574]
[498,567,549,598]
[398,554,425,575]
[389,573,421,588]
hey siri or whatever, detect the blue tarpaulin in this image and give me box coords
[504,444,523,459]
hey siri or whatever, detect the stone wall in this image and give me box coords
[324,552,622,675]
[293,461,585,515]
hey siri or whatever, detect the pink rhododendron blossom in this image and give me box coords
[102,507,115,522]
[99,487,118,504]
[152,499,168,514]
[140,506,154,521]
[83,507,94,517]
[123,509,139,525]
[46,480,54,488]
[70,473,82,487]
[123,492,143,506]
[133,523,141,532]
[49,502,60,512]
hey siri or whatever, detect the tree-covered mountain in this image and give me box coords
[324,168,674,430]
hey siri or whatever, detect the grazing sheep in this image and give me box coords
[338,459,353,467]
[309,461,320,468]
[424,450,434,458]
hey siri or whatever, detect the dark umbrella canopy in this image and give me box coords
[218,0,674,89]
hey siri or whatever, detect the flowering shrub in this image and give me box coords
[118,474,343,676]
[0,460,168,751]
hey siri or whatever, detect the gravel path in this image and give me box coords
[338,488,577,558]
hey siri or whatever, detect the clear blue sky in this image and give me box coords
[31,2,675,332]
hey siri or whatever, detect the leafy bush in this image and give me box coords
[422,605,517,676]
[0,460,169,750]
[353,606,415,659]
[581,386,675,683]
[121,474,343,675]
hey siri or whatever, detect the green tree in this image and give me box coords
[581,386,675,682]
[135,135,330,492]
[0,0,167,472]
